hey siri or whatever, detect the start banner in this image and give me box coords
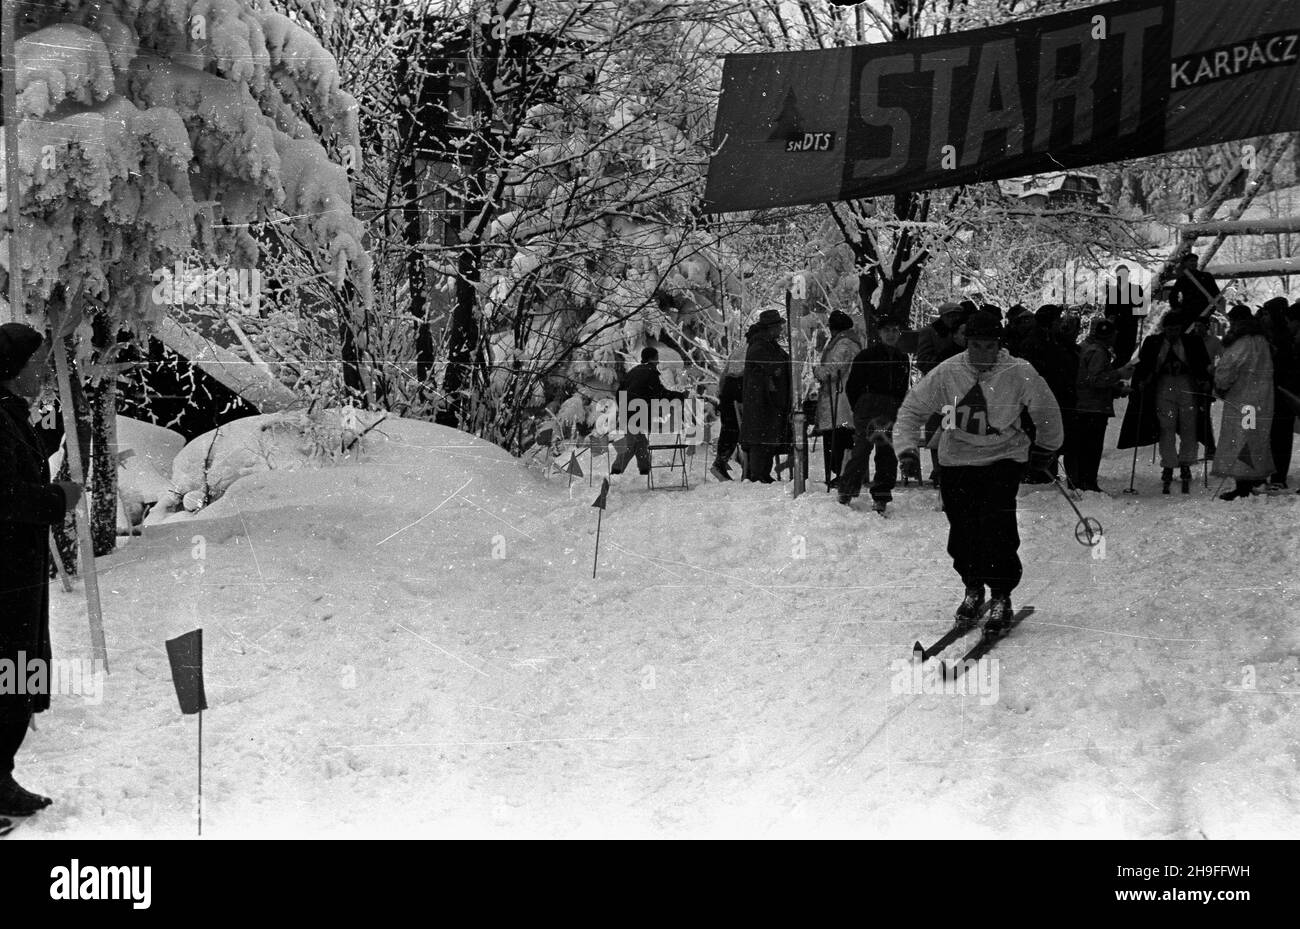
[703,0,1300,212]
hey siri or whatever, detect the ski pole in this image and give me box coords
[1123,391,1141,495]
[1051,476,1103,546]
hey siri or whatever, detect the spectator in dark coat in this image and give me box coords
[0,323,82,820]
[1168,253,1223,323]
[609,346,688,478]
[915,303,966,486]
[741,310,791,482]
[837,317,910,512]
[1103,265,1145,367]
[1017,306,1076,483]
[711,339,746,481]
[1072,318,1134,492]
[915,303,965,375]
[1119,311,1213,493]
[1260,297,1298,487]
[1003,304,1036,358]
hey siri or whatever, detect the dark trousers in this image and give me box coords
[0,704,30,777]
[744,445,777,482]
[938,459,1024,597]
[837,405,897,502]
[822,426,854,483]
[1271,394,1294,485]
[1072,412,1110,490]
[715,377,742,466]
[611,432,650,475]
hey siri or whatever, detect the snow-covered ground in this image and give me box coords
[19,403,1300,838]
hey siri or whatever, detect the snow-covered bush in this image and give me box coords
[158,407,385,516]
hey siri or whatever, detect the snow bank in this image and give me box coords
[154,411,519,519]
[114,416,186,525]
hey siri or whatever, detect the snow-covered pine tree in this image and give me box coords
[1,0,372,558]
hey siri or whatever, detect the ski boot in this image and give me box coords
[709,461,732,482]
[1180,465,1192,494]
[955,586,985,628]
[1161,467,1173,494]
[872,499,888,516]
[983,596,1014,636]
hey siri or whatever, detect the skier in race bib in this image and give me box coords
[893,312,1064,634]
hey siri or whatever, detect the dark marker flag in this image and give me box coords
[565,452,584,477]
[591,478,610,578]
[703,0,1300,212]
[166,629,208,715]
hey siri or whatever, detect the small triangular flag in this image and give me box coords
[1237,442,1254,468]
[165,629,208,715]
[536,426,555,448]
[590,434,608,454]
[565,451,584,477]
[592,478,610,509]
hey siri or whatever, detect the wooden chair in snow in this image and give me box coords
[646,429,690,490]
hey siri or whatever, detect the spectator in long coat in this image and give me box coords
[1103,265,1145,367]
[0,323,82,820]
[1016,306,1076,483]
[1168,253,1223,323]
[1213,305,1276,499]
[1072,318,1133,492]
[813,310,864,487]
[710,338,747,481]
[837,317,909,511]
[1188,317,1223,457]
[1119,311,1212,493]
[915,303,967,485]
[1260,297,1298,487]
[915,303,965,375]
[741,310,792,482]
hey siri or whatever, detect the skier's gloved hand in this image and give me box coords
[898,449,922,481]
[1028,445,1057,476]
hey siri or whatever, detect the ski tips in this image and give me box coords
[912,641,924,660]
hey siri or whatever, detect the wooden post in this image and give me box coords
[51,303,109,673]
[786,289,804,498]
[3,0,24,324]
